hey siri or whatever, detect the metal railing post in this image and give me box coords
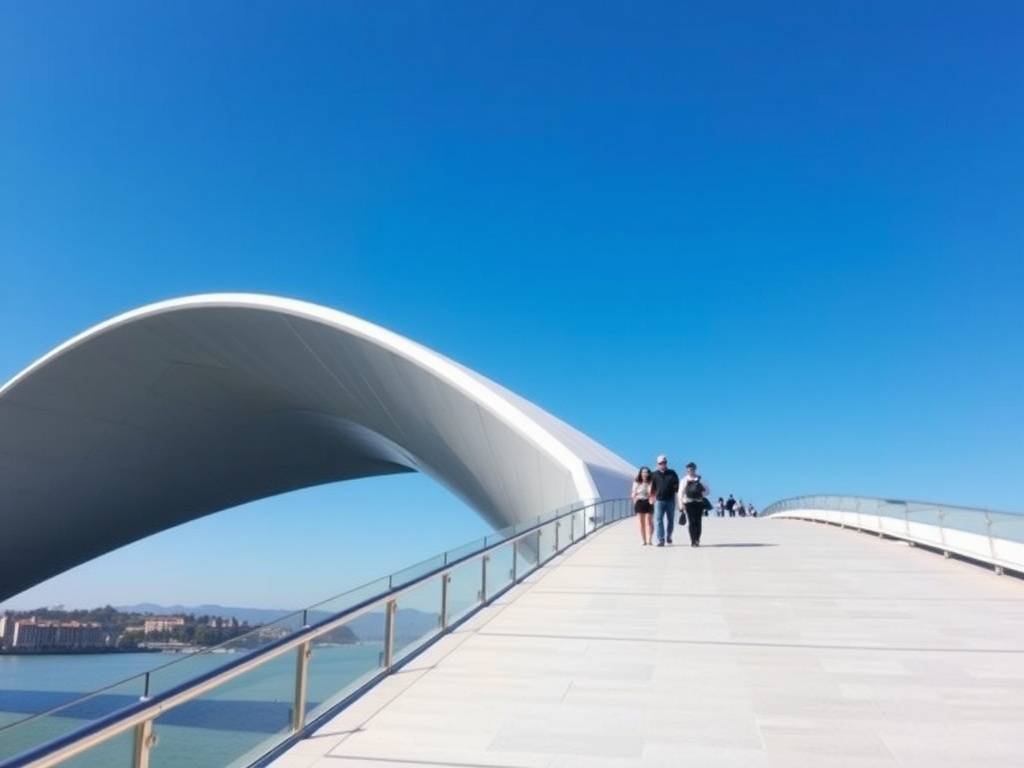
[291,640,311,732]
[938,510,949,557]
[570,513,575,543]
[441,573,451,629]
[554,521,560,553]
[382,599,397,669]
[132,719,156,768]
[481,555,489,602]
[985,513,1004,574]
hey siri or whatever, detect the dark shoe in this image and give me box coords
[656,541,665,547]
[667,538,673,545]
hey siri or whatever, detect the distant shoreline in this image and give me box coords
[0,648,162,657]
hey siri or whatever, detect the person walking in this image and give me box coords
[726,494,736,517]
[749,504,758,518]
[736,499,747,517]
[650,455,679,546]
[631,467,655,545]
[716,497,726,517]
[681,462,710,546]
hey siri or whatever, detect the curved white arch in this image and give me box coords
[0,294,633,600]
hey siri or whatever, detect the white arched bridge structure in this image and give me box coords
[1,298,1022,768]
[0,294,632,602]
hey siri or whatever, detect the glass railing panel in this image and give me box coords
[444,537,486,565]
[536,521,558,565]
[554,518,569,554]
[149,648,295,768]
[938,508,990,536]
[392,578,442,662]
[906,505,942,526]
[564,510,577,544]
[304,615,384,723]
[485,543,514,599]
[514,533,540,579]
[144,610,307,697]
[59,728,135,768]
[990,512,1024,543]
[574,508,588,538]
[874,500,907,520]
[308,577,391,620]
[483,523,514,548]
[390,554,445,589]
[445,559,482,626]
[0,675,145,763]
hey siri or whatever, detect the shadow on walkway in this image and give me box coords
[701,543,777,548]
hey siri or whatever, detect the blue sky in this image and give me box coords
[2,1,1022,609]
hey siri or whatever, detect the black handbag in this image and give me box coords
[678,509,687,525]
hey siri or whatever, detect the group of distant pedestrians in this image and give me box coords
[714,495,757,518]
[629,455,755,547]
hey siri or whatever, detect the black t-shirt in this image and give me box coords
[650,469,679,501]
[725,497,735,510]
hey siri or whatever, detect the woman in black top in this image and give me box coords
[630,467,654,545]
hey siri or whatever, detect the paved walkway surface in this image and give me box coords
[273,516,1024,768]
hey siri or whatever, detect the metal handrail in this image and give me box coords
[763,493,1021,518]
[0,501,590,740]
[763,494,1024,576]
[1,497,630,768]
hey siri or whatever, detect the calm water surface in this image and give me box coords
[0,644,384,767]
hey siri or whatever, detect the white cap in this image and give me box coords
[656,454,667,464]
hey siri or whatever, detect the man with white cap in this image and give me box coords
[649,454,680,546]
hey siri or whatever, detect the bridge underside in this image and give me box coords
[275,518,1024,768]
[0,295,632,600]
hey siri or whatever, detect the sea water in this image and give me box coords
[0,644,384,767]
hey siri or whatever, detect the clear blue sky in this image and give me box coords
[2,1,1022,610]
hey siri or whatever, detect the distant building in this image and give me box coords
[9,618,107,650]
[143,616,186,634]
[0,613,12,649]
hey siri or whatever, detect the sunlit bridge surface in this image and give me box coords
[267,515,1024,768]
[2,500,1024,767]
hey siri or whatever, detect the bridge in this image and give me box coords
[1,498,1022,768]
[1,298,1022,767]
[268,503,1024,768]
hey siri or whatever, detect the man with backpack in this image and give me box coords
[726,494,736,517]
[681,462,710,546]
[650,454,679,547]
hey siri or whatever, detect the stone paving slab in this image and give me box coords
[272,516,1024,767]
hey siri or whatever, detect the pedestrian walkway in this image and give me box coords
[273,517,1024,768]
